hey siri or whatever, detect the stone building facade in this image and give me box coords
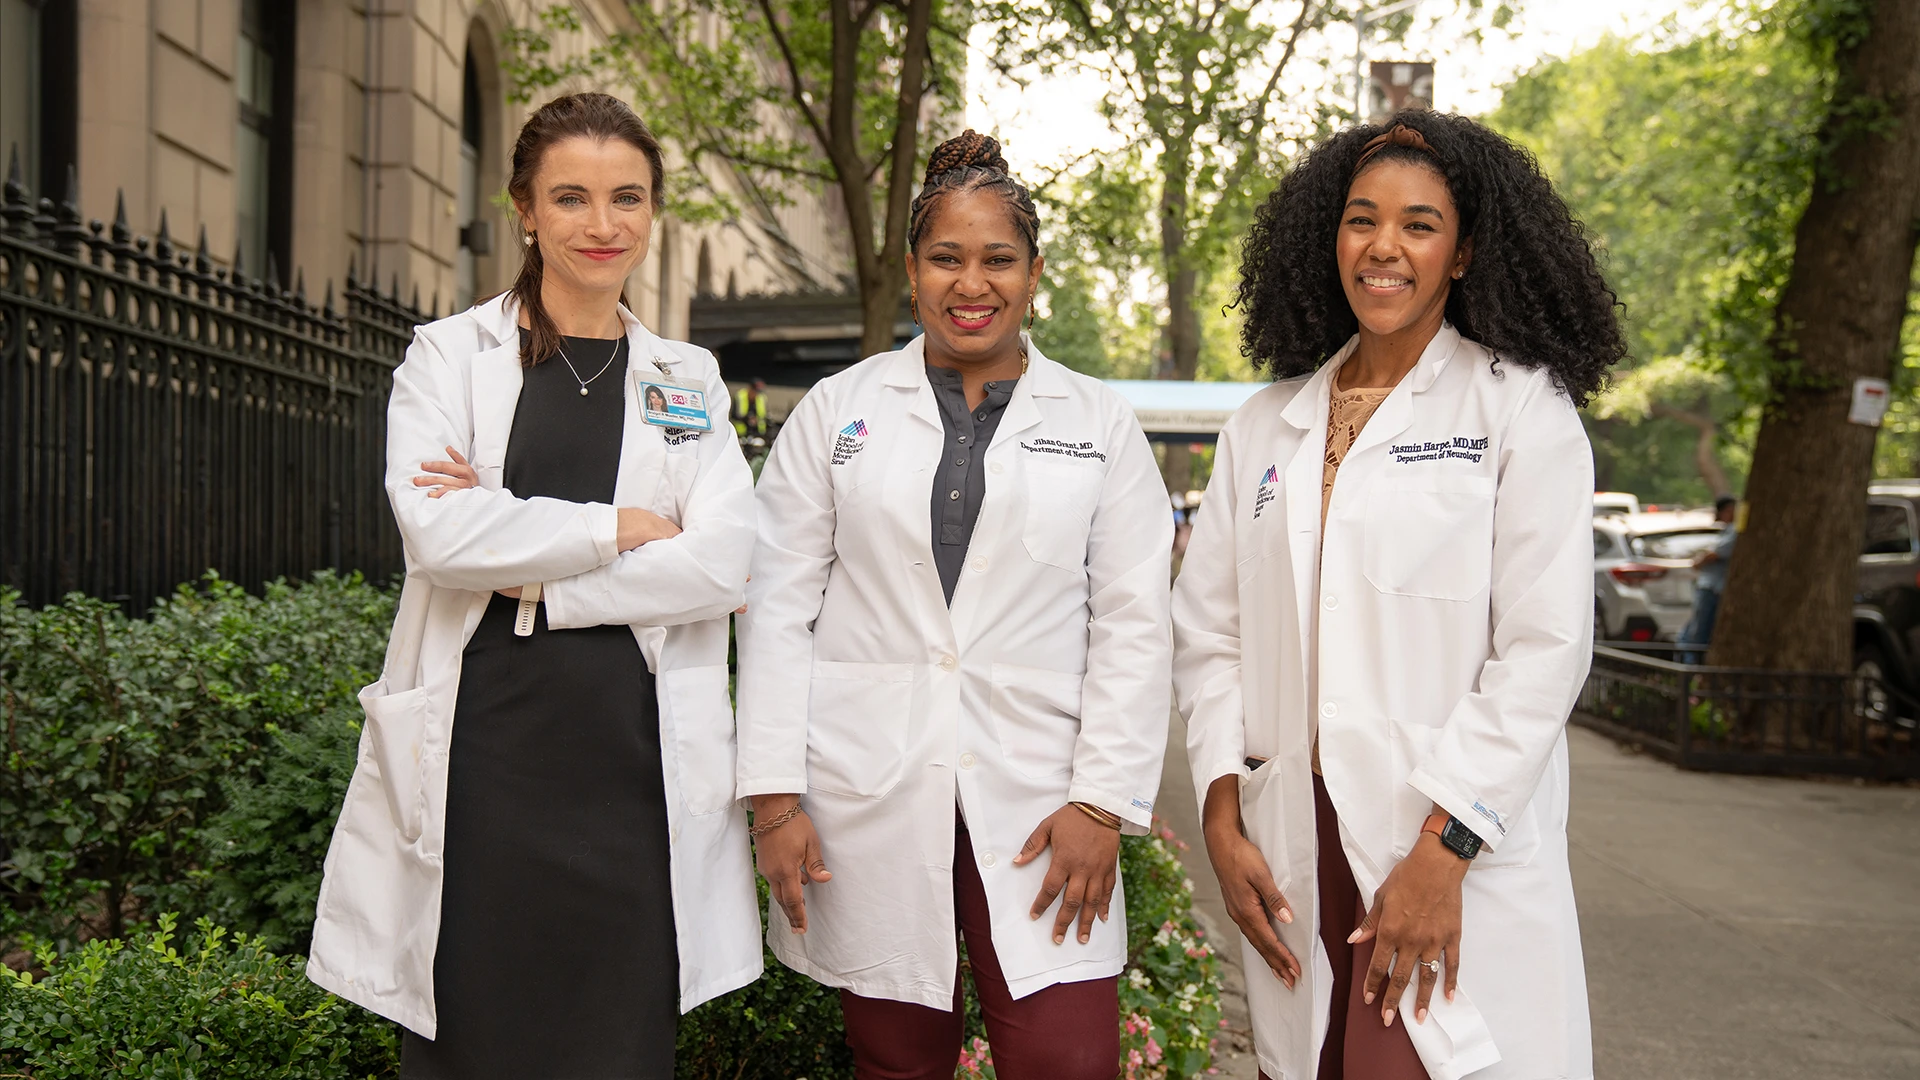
[0,0,851,336]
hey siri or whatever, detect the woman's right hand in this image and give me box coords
[616,507,682,551]
[751,793,831,933]
[1203,774,1302,988]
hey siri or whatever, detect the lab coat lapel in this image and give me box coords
[614,307,669,514]
[883,338,957,649]
[467,296,524,482]
[1277,349,1346,673]
[1342,323,1463,463]
[953,336,1056,646]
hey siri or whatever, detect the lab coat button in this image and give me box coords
[981,852,997,868]
[960,752,976,769]
[990,462,1004,474]
[1323,594,1337,610]
[939,655,957,671]
[1320,701,1338,719]
[972,557,988,572]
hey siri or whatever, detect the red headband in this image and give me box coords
[1352,123,1435,176]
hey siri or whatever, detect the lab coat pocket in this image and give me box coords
[987,663,1083,778]
[1022,459,1101,571]
[660,664,737,816]
[807,660,914,798]
[359,681,429,842]
[1362,477,1494,601]
[1236,759,1293,897]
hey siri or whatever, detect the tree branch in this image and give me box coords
[754,0,832,154]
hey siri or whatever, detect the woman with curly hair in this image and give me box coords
[736,130,1172,1079]
[1174,110,1618,1080]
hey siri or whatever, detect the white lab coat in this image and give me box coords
[735,335,1172,1008]
[1173,325,1594,1080]
[306,293,763,1037]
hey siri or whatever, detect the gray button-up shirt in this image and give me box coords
[926,362,1015,604]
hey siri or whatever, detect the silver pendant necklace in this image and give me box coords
[556,336,623,396]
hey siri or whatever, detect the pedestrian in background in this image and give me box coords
[308,92,762,1078]
[1678,495,1740,664]
[1175,111,1622,1080]
[736,131,1171,1080]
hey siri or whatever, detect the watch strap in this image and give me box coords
[1421,811,1482,860]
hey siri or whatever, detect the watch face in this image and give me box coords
[1442,819,1483,859]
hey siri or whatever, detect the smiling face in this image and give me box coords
[908,189,1044,367]
[1336,158,1469,345]
[516,135,655,306]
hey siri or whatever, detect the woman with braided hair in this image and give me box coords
[1175,110,1613,1079]
[736,130,1173,1079]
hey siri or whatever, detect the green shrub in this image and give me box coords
[0,912,401,1079]
[0,573,392,951]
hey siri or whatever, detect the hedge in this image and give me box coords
[1,576,1222,1078]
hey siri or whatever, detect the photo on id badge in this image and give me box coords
[637,372,711,432]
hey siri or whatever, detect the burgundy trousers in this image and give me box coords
[1262,775,1428,1080]
[839,826,1120,1080]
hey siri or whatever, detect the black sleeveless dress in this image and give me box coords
[402,333,678,1078]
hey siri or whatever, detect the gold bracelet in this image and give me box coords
[749,802,803,839]
[1071,801,1123,831]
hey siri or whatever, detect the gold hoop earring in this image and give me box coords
[1026,293,1036,332]
[910,285,919,326]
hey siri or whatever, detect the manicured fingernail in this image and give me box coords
[1080,932,1090,943]
[1384,1009,1395,1028]
[1279,909,1293,924]
[1347,929,1362,943]
[1054,933,1065,944]
[1417,1008,1428,1024]
[1364,991,1374,1005]
[1446,989,1455,1002]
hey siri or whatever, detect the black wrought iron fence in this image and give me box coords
[1575,645,1920,779]
[0,157,428,608]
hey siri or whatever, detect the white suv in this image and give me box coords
[1594,510,1723,642]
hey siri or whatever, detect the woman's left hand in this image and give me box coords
[1352,830,1469,1027]
[1015,805,1121,946]
[414,445,479,499]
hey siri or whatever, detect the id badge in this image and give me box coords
[634,370,713,432]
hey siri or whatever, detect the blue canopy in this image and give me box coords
[1101,380,1270,436]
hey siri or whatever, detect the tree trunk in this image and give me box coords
[1158,139,1199,492]
[1707,0,1920,673]
[1650,401,1731,497]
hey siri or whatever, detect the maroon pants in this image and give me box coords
[1263,775,1428,1080]
[839,827,1120,1080]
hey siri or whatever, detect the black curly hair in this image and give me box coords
[1235,109,1624,406]
[908,130,1041,258]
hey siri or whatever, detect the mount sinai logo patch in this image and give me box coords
[832,419,869,465]
[1253,465,1279,519]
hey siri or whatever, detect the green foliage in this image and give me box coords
[0,913,401,1079]
[1491,0,1920,497]
[0,574,393,951]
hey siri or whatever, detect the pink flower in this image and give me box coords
[1146,1037,1163,1065]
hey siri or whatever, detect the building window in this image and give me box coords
[237,0,294,283]
[0,0,75,199]
[455,43,485,307]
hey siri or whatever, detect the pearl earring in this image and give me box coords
[524,232,535,247]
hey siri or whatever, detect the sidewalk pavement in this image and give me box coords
[1156,717,1920,1080]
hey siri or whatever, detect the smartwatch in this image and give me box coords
[1420,811,1483,860]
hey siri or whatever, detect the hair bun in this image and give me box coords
[924,130,1008,184]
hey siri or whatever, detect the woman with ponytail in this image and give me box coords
[308,92,762,1078]
[735,131,1173,1079]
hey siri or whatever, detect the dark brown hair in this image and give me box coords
[907,130,1040,258]
[507,92,667,366]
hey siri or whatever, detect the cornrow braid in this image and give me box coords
[908,130,1040,258]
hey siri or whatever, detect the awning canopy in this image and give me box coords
[1102,380,1269,437]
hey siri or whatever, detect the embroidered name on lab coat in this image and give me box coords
[1390,435,1490,465]
[1020,438,1107,461]
[831,419,869,465]
[663,428,701,447]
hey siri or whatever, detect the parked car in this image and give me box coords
[1594,510,1723,641]
[1856,481,1920,724]
[1594,491,1642,517]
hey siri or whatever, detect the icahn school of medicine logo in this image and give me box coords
[1253,465,1279,519]
[831,419,869,465]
